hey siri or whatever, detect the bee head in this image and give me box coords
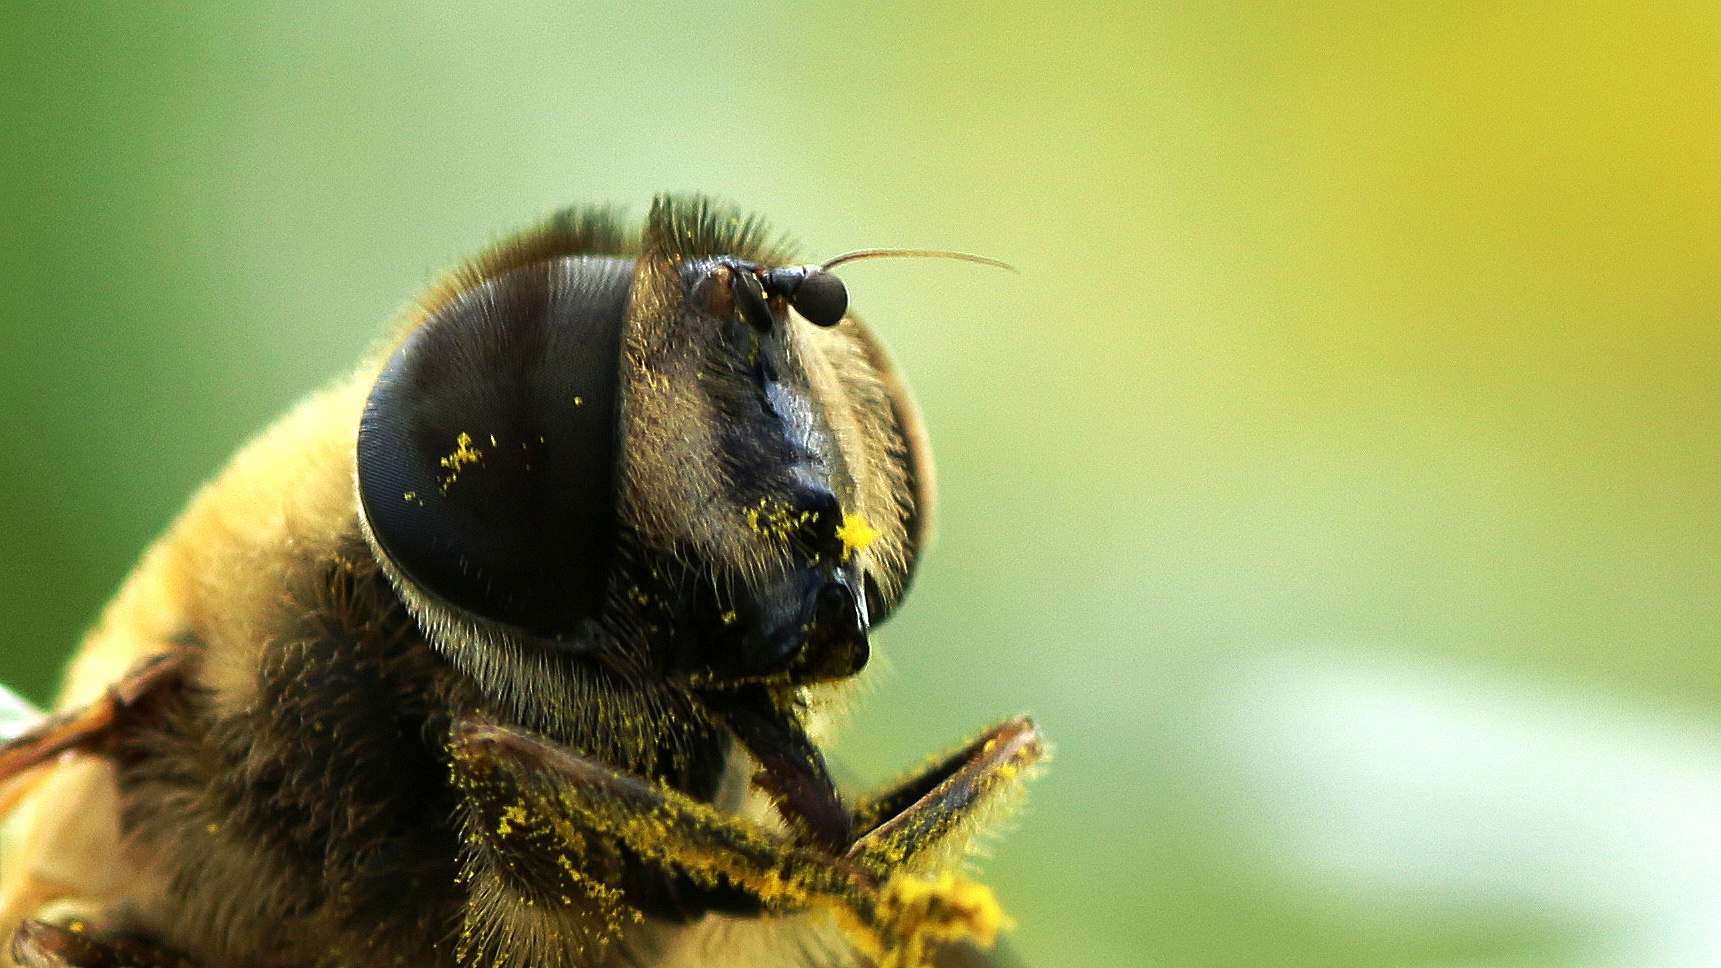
[354,199,933,701]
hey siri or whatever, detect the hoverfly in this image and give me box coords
[0,196,1041,968]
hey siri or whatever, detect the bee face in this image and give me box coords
[356,201,926,696]
[0,196,1034,968]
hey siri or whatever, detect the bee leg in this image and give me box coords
[0,655,185,814]
[11,920,201,968]
[0,655,184,785]
[846,717,1044,878]
[450,719,1028,968]
[828,718,1043,968]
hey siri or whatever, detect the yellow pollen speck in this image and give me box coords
[836,513,880,557]
[574,396,584,406]
[205,822,219,834]
[498,804,528,836]
[437,432,484,493]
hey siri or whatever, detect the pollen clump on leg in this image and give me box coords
[868,872,1009,968]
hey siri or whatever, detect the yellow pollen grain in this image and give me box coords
[438,432,484,493]
[837,513,880,557]
[497,804,528,836]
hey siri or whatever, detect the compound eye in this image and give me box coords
[356,256,634,634]
[789,270,848,327]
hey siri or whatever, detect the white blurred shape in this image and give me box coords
[0,684,44,743]
[1212,649,1721,968]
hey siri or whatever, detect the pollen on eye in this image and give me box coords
[837,513,880,558]
[437,431,484,493]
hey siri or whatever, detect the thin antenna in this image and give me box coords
[819,249,1016,273]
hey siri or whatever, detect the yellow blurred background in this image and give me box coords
[4,2,1720,966]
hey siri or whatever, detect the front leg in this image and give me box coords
[449,717,1041,968]
[11,920,202,968]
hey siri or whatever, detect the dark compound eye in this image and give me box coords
[356,256,634,635]
[787,270,847,327]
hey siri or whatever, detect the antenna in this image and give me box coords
[818,249,1015,273]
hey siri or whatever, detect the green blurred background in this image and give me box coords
[5,2,1721,966]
